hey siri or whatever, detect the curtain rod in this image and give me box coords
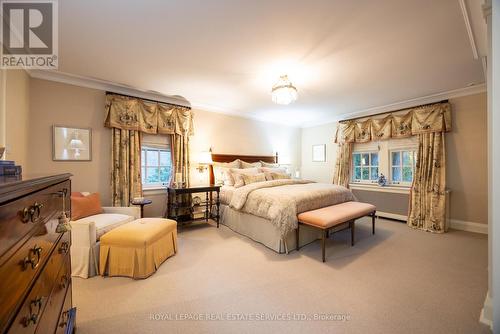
[106,91,191,109]
[339,99,449,122]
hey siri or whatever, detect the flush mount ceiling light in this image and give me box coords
[271,75,298,105]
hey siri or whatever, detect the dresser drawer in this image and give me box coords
[7,236,67,334]
[0,231,69,332]
[35,254,71,334]
[0,180,70,260]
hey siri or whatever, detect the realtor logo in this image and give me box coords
[1,0,58,69]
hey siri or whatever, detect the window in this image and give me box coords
[141,146,172,188]
[352,152,379,183]
[349,137,417,188]
[390,149,416,185]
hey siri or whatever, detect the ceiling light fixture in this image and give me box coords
[271,75,298,105]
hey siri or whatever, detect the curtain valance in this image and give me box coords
[334,102,451,143]
[104,94,194,136]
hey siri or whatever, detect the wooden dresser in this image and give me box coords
[0,174,75,334]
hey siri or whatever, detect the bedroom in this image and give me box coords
[0,0,499,333]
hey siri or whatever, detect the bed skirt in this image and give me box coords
[220,204,320,253]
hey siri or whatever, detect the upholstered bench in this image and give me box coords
[296,202,376,262]
[100,218,177,279]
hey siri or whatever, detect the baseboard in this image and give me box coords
[479,292,493,329]
[375,212,488,234]
[449,219,488,234]
[376,211,407,221]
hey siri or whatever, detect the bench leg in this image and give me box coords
[322,229,327,262]
[372,212,376,235]
[296,224,300,251]
[350,221,355,246]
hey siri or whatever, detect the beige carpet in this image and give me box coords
[72,218,491,334]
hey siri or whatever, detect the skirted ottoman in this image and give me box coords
[99,218,177,279]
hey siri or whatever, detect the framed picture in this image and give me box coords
[53,125,92,161]
[312,144,326,162]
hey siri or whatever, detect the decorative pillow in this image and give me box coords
[230,168,260,187]
[71,192,84,197]
[213,166,234,186]
[259,167,287,174]
[71,192,104,221]
[213,160,240,185]
[259,167,289,180]
[242,173,267,185]
[270,172,291,180]
[260,161,280,168]
[240,160,262,168]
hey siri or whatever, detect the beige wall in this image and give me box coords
[3,70,30,169]
[28,79,112,204]
[301,93,488,224]
[447,93,488,224]
[27,78,301,216]
[0,69,5,148]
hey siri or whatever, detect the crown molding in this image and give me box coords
[459,0,479,60]
[301,83,486,128]
[28,70,486,129]
[28,70,191,107]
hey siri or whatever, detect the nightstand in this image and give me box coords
[165,185,221,228]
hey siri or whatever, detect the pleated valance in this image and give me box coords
[104,94,194,136]
[334,102,451,143]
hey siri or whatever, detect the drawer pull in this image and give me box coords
[59,241,69,254]
[23,296,44,327]
[59,310,69,328]
[21,207,31,223]
[23,245,43,270]
[31,202,44,223]
[60,275,70,289]
[20,202,44,224]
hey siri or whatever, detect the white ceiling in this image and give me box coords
[57,0,485,127]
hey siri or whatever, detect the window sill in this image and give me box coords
[349,183,411,194]
[143,187,168,195]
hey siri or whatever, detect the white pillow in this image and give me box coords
[260,161,280,168]
[240,160,262,168]
[213,160,241,185]
[213,166,234,185]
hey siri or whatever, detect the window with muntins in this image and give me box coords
[352,152,379,183]
[350,137,417,187]
[390,149,416,185]
[141,146,172,188]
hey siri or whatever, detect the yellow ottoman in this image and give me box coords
[99,218,177,279]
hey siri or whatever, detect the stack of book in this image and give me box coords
[0,160,22,176]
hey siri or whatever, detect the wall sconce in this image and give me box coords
[196,149,213,173]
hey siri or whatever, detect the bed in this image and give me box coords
[210,153,356,254]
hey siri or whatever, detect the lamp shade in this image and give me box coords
[69,139,85,150]
[198,151,213,164]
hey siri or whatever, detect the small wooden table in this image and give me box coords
[166,185,221,228]
[131,198,153,218]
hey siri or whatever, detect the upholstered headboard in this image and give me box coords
[209,152,278,185]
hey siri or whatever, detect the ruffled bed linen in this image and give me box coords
[228,179,356,238]
[219,185,236,205]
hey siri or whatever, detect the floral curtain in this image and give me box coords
[333,142,353,188]
[111,128,142,206]
[105,94,194,136]
[105,94,194,207]
[408,132,446,233]
[335,102,451,144]
[333,101,451,232]
[170,133,192,216]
